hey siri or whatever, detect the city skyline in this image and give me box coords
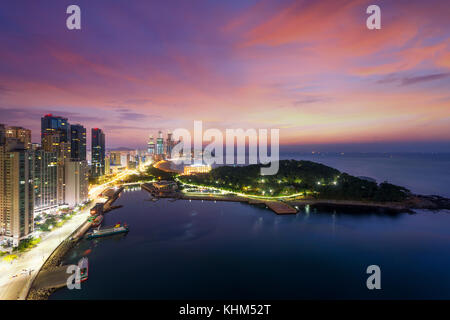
[0,0,449,152]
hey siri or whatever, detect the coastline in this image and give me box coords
[26,219,90,300]
[143,184,444,214]
[26,187,124,300]
[27,183,448,300]
[0,207,90,300]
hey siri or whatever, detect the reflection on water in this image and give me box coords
[52,190,450,300]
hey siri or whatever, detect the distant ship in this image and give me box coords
[86,223,129,239]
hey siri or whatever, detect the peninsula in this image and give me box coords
[170,160,450,212]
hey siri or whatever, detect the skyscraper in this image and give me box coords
[64,159,89,207]
[5,126,32,149]
[105,155,111,175]
[41,114,70,144]
[166,131,174,158]
[110,151,122,166]
[156,131,164,155]
[147,135,155,156]
[0,124,5,145]
[70,124,87,161]
[33,148,58,214]
[0,139,34,247]
[91,128,105,177]
[41,114,72,205]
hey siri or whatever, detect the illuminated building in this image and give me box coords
[110,151,122,166]
[147,135,155,155]
[33,148,58,214]
[41,114,70,144]
[91,128,105,177]
[5,126,32,149]
[70,124,86,161]
[0,124,5,145]
[152,181,178,192]
[41,115,72,205]
[156,131,164,155]
[105,155,111,175]
[0,139,34,247]
[64,159,89,207]
[166,131,174,157]
[183,164,212,175]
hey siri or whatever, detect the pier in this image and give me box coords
[102,186,124,212]
[263,200,298,214]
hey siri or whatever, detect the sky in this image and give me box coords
[0,0,449,152]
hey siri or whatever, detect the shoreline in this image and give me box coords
[175,179,450,212]
[142,184,438,214]
[26,219,90,300]
[26,187,124,300]
[0,207,91,300]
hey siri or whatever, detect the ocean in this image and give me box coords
[50,153,450,299]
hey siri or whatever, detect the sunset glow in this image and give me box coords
[0,0,449,150]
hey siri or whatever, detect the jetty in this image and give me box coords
[263,200,297,214]
[102,186,124,212]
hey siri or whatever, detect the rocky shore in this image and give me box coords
[402,195,450,210]
[288,195,450,213]
[157,186,450,214]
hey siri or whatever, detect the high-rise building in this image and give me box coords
[0,140,34,247]
[147,135,155,156]
[70,124,86,161]
[64,160,89,207]
[41,114,70,144]
[5,126,32,149]
[105,155,111,175]
[156,131,164,155]
[0,124,5,145]
[41,115,72,205]
[91,128,105,177]
[33,148,58,214]
[110,151,122,166]
[41,131,69,205]
[42,132,61,153]
[166,131,174,158]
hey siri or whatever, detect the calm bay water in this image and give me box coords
[51,153,450,299]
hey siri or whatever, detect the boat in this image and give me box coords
[78,257,89,282]
[91,215,103,228]
[86,223,129,239]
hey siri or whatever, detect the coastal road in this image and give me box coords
[0,169,136,300]
[0,208,90,300]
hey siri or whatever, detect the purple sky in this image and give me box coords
[0,0,449,152]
